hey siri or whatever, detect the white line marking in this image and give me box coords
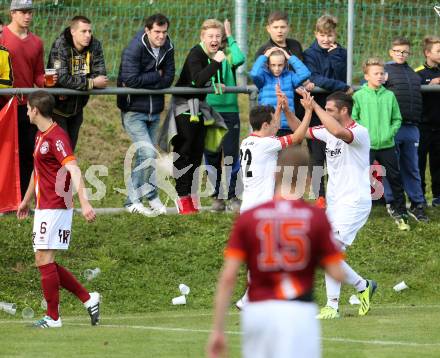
[70,322,240,335]
[322,337,440,347]
[66,322,440,348]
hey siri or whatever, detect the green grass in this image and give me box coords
[1,306,440,357]
[1,208,439,315]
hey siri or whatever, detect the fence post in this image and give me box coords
[347,0,355,85]
[249,87,258,110]
[235,0,248,86]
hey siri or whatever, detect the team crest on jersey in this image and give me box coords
[40,141,49,154]
[56,140,67,156]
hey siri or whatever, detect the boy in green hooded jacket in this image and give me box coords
[352,57,410,231]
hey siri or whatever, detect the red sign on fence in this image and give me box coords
[0,97,20,213]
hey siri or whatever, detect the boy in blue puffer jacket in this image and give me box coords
[250,47,310,136]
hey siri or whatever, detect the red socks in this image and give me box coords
[38,263,60,321]
[55,262,90,303]
[38,262,91,320]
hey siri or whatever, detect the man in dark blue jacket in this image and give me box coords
[303,15,352,208]
[117,13,175,216]
[384,37,428,222]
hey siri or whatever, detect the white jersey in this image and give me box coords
[309,121,371,209]
[239,134,293,212]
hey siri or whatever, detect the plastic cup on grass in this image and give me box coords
[172,295,186,305]
[22,307,34,320]
[393,281,408,292]
[349,295,361,305]
[0,302,16,315]
[83,267,101,281]
[179,284,190,296]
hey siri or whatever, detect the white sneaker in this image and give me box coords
[126,203,154,217]
[33,315,62,328]
[149,197,167,214]
[84,292,100,326]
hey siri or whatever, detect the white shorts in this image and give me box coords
[241,300,320,358]
[326,203,371,246]
[32,209,73,252]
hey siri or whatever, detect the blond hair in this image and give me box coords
[200,19,223,35]
[422,35,440,54]
[362,57,384,74]
[315,15,338,34]
[267,49,286,64]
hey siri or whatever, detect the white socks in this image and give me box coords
[325,261,367,310]
[342,261,367,292]
[325,272,341,310]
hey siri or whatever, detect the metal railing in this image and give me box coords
[1,85,439,110]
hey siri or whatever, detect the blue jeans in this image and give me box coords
[383,124,426,205]
[122,111,160,206]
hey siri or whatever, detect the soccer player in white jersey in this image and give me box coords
[236,90,313,309]
[290,89,377,319]
[239,90,313,213]
[17,91,100,328]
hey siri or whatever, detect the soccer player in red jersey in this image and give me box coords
[207,146,345,358]
[17,91,99,328]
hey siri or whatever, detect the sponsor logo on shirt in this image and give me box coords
[56,139,67,157]
[40,141,49,155]
[326,147,342,157]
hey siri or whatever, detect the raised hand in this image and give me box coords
[279,48,291,60]
[300,91,314,112]
[224,19,232,37]
[264,47,279,57]
[295,86,308,98]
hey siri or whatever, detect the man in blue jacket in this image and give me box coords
[303,15,352,208]
[117,13,175,216]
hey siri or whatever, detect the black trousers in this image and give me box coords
[370,147,406,211]
[172,113,206,197]
[204,112,240,199]
[418,125,440,198]
[17,105,37,199]
[307,138,326,198]
[52,110,84,150]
